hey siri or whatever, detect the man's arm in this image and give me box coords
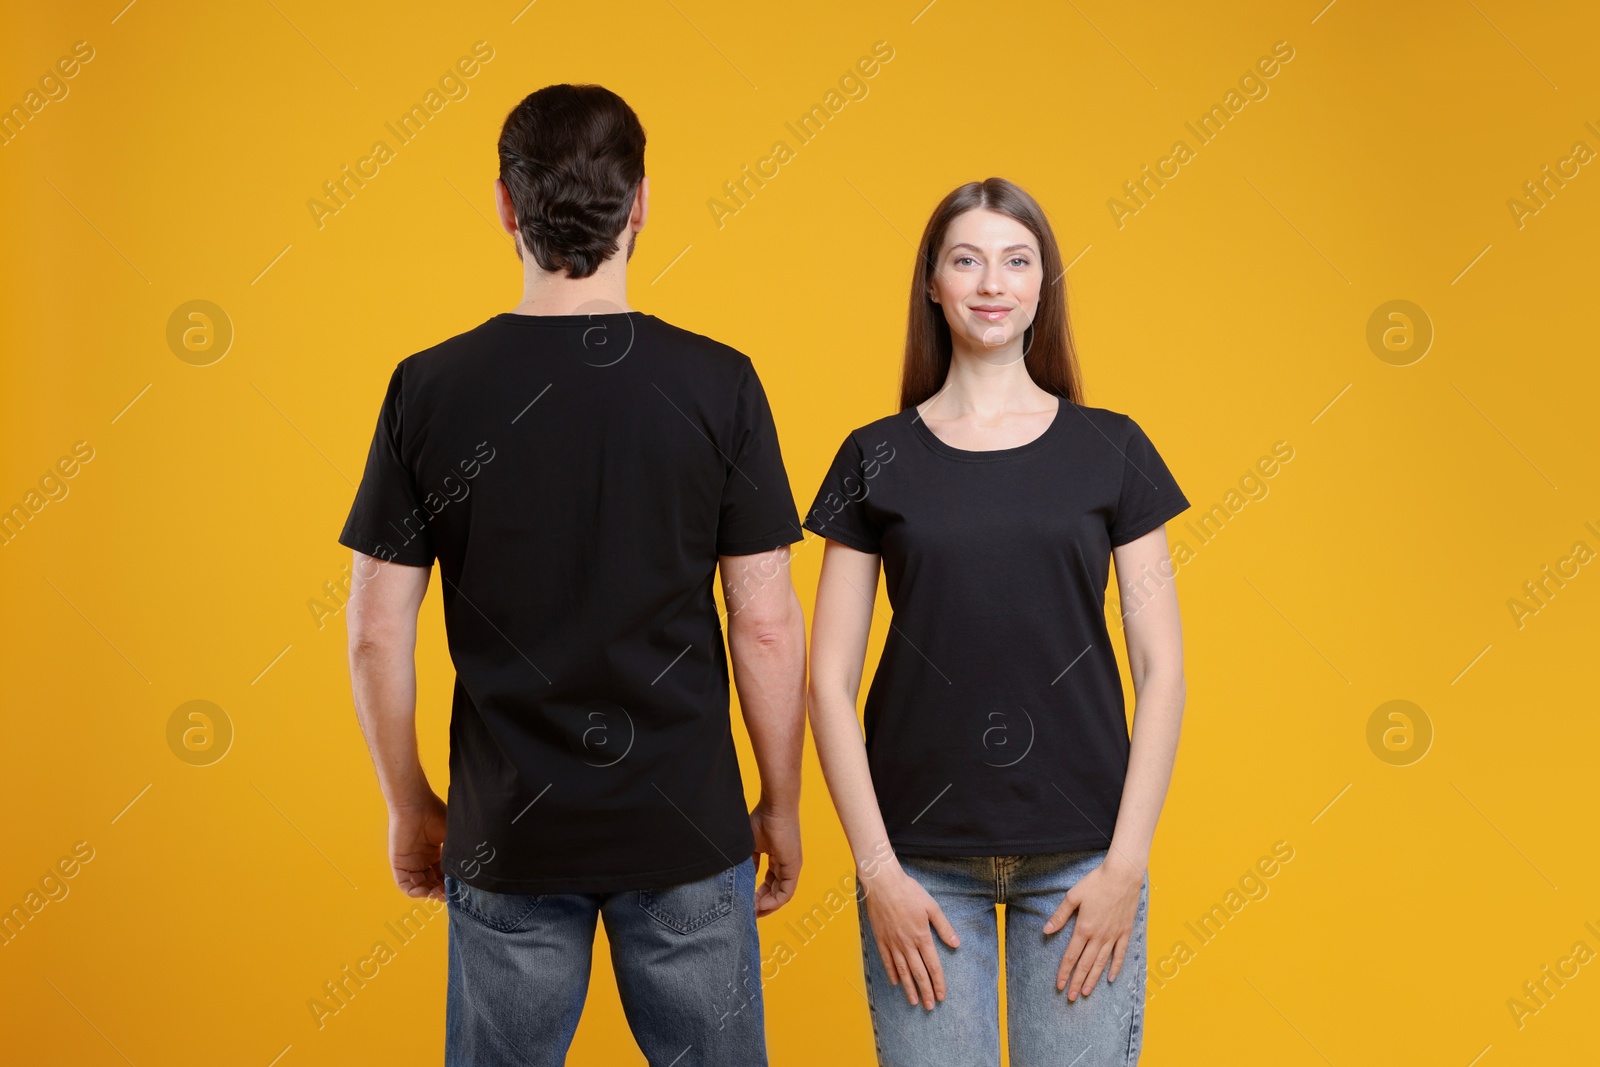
[718,543,807,916]
[345,549,445,900]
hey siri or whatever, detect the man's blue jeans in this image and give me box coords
[444,855,766,1066]
[858,849,1150,1066]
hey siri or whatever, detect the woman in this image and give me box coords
[803,177,1188,1066]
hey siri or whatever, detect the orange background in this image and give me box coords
[2,1,1597,1064]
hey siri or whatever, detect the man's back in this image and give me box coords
[340,309,803,893]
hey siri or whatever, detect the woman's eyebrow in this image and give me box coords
[947,242,1037,254]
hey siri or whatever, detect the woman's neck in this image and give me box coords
[922,341,1055,420]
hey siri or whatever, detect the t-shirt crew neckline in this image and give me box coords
[907,396,1065,462]
[491,310,652,327]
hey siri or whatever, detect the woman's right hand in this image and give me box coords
[861,862,961,1010]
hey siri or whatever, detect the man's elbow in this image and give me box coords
[745,625,801,656]
[728,597,804,654]
[346,620,412,661]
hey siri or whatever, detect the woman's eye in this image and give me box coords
[954,255,976,267]
[1009,257,1031,267]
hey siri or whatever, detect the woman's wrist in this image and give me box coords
[1100,848,1148,884]
[854,838,902,881]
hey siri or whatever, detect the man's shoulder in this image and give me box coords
[393,317,501,378]
[638,313,756,376]
[396,312,755,380]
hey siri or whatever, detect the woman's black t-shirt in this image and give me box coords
[801,400,1189,857]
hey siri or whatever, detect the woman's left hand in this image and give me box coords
[1043,855,1145,1001]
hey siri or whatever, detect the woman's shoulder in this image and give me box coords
[837,408,915,449]
[1058,399,1144,441]
[1062,398,1133,424]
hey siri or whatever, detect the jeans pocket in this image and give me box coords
[444,872,545,933]
[637,864,737,934]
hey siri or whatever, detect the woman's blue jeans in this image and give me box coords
[858,849,1150,1067]
[443,856,765,1066]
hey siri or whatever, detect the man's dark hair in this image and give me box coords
[497,84,646,279]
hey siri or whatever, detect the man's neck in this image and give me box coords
[510,260,633,316]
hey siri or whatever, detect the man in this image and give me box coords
[338,83,807,1066]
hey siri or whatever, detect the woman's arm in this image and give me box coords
[1047,524,1186,999]
[808,538,960,1011]
[1107,524,1187,877]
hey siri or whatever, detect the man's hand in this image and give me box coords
[749,800,801,917]
[389,791,447,902]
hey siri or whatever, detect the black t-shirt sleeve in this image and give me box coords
[338,361,435,567]
[800,432,884,554]
[715,358,804,556]
[1108,416,1190,547]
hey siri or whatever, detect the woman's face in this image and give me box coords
[927,208,1043,352]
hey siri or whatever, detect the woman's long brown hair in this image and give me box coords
[899,177,1084,411]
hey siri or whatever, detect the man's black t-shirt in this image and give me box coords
[801,399,1189,857]
[339,311,803,893]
